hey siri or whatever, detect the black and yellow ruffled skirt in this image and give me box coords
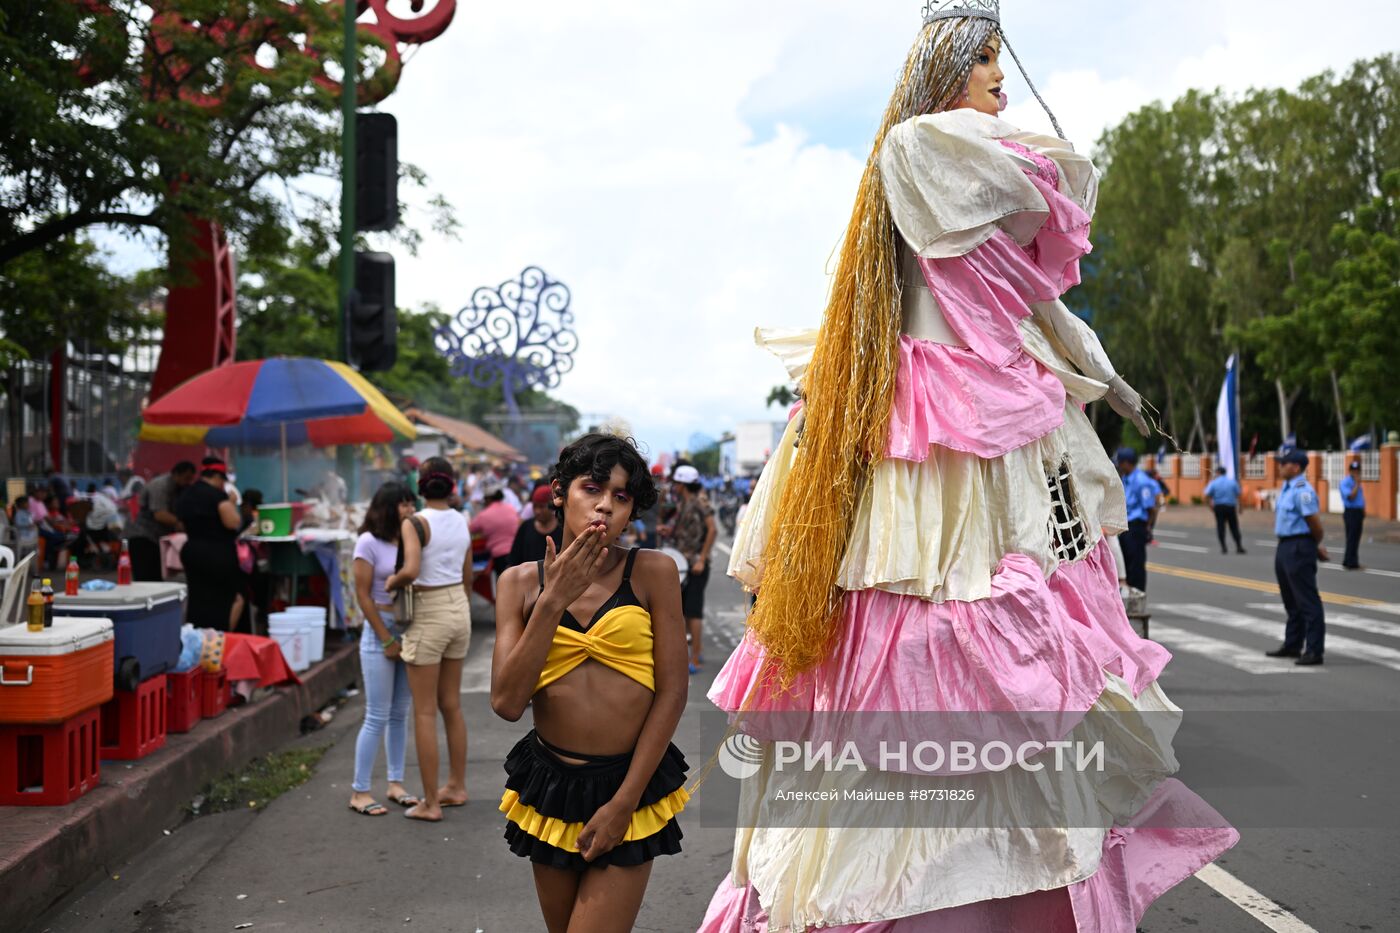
[499,730,689,871]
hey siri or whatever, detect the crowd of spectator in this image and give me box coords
[1,468,155,572]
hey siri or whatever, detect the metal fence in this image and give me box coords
[1181,456,1202,479]
[0,332,159,487]
[1324,450,1382,483]
[1243,455,1268,479]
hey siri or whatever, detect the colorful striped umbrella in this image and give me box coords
[140,358,415,499]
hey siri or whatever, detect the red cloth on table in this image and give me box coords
[221,632,301,687]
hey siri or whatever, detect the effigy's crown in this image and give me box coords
[922,0,1001,25]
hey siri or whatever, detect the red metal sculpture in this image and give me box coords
[63,0,458,476]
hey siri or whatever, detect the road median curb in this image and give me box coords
[0,639,361,933]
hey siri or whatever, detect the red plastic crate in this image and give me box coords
[0,706,101,805]
[164,668,203,734]
[200,668,230,718]
[100,674,167,760]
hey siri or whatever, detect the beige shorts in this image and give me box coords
[401,586,471,665]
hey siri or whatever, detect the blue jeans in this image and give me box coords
[353,615,411,793]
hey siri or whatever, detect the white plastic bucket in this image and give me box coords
[284,607,326,664]
[267,612,310,673]
[304,618,325,664]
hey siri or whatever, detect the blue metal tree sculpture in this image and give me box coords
[435,266,578,417]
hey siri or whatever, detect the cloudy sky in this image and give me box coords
[104,1,1400,458]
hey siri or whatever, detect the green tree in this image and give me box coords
[0,0,355,268]
[765,384,796,410]
[1286,171,1400,432]
[1089,55,1400,450]
[0,239,158,473]
[1084,91,1231,448]
[691,443,722,476]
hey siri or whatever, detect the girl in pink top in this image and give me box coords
[469,482,522,572]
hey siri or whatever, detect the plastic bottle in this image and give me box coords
[116,539,132,586]
[65,557,80,596]
[26,582,45,632]
[41,579,55,628]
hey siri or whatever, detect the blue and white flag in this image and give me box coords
[1215,355,1239,482]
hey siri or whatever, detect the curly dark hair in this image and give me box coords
[358,482,415,541]
[418,457,456,500]
[548,434,657,520]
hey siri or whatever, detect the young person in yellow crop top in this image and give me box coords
[492,433,688,933]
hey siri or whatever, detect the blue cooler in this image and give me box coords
[54,583,186,690]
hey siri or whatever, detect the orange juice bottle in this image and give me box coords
[26,582,45,632]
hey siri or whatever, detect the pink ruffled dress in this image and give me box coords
[700,111,1238,932]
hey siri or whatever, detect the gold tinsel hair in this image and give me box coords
[744,15,1000,685]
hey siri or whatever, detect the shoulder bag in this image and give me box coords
[392,515,428,627]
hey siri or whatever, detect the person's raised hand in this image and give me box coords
[541,526,608,609]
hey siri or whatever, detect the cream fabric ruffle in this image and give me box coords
[730,322,1121,600]
[728,393,1124,602]
[838,400,1125,602]
[726,673,1181,932]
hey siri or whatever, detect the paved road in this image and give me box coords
[26,508,1399,932]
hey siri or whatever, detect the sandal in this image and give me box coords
[348,800,388,816]
[387,792,420,808]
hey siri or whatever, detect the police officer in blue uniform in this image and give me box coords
[1203,466,1246,555]
[1115,448,1159,592]
[1265,449,1328,666]
[1340,458,1366,569]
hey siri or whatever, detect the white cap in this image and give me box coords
[672,465,701,484]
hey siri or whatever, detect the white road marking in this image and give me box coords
[1154,542,1212,554]
[1244,603,1400,639]
[1150,622,1326,675]
[1157,604,1400,672]
[712,540,732,556]
[460,631,495,694]
[1193,863,1322,933]
[1318,563,1400,579]
[1253,540,1279,549]
[1151,529,1192,539]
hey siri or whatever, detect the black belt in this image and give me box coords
[1277,534,1313,542]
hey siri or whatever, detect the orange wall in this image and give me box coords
[1140,445,1398,520]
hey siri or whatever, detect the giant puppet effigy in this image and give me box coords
[698,2,1239,930]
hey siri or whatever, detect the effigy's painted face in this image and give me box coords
[953,39,1005,116]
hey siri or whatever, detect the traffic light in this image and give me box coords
[356,112,398,232]
[350,251,396,372]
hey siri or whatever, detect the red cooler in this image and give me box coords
[0,618,115,724]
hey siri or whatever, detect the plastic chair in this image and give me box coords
[0,544,13,571]
[0,551,35,629]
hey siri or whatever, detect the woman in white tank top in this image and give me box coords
[385,456,473,821]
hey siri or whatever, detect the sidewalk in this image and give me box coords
[22,656,732,933]
[1,637,362,933]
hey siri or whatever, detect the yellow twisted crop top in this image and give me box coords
[529,547,654,694]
